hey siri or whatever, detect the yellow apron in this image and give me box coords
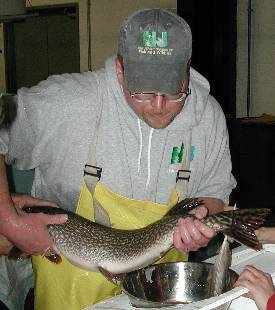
[32,182,188,310]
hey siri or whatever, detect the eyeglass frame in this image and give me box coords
[129,88,191,104]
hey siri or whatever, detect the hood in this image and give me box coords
[166,67,211,131]
[105,55,210,132]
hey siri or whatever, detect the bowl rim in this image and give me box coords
[122,261,239,307]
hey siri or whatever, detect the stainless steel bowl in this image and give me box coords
[122,262,238,308]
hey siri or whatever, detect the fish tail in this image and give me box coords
[204,208,270,250]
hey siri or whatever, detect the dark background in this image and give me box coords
[177,0,275,217]
[177,0,237,118]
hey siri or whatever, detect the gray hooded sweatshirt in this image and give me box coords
[0,56,236,211]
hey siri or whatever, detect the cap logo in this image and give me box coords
[138,31,172,56]
[142,31,168,48]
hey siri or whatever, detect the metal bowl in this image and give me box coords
[122,262,238,308]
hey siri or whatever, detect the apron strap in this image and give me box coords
[175,129,192,201]
[83,74,111,227]
[84,73,103,191]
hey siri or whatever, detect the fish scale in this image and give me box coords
[49,214,178,267]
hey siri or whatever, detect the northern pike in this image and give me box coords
[18,199,269,282]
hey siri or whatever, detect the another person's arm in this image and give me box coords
[235,265,275,310]
[0,155,67,255]
[255,227,275,244]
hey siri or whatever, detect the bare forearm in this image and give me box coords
[198,197,226,214]
[0,155,17,230]
[255,227,275,244]
[0,156,68,254]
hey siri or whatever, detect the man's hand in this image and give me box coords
[235,265,275,310]
[1,194,67,256]
[173,206,216,253]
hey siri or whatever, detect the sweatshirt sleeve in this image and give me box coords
[194,96,236,204]
[0,72,98,170]
[0,92,36,169]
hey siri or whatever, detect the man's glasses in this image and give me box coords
[130,88,191,104]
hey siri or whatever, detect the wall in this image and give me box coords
[89,0,177,70]
[26,0,89,72]
[236,0,275,117]
[0,0,89,93]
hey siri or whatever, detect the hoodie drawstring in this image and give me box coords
[146,127,154,187]
[137,118,143,173]
[137,119,154,188]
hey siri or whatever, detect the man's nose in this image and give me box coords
[151,94,165,109]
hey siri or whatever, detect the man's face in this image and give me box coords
[123,89,187,129]
[115,57,189,129]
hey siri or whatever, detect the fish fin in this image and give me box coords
[45,253,62,264]
[98,266,123,284]
[209,235,232,296]
[166,198,203,216]
[9,246,62,263]
[93,199,112,227]
[225,208,270,250]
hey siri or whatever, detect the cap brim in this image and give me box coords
[124,60,187,95]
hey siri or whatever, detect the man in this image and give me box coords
[0,8,236,309]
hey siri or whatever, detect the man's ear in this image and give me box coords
[115,56,124,85]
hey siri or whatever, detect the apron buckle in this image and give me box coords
[84,164,102,180]
[176,169,191,182]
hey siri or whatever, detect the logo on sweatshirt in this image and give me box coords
[171,143,184,164]
[170,143,195,164]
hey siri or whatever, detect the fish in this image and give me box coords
[18,200,269,283]
[0,94,17,128]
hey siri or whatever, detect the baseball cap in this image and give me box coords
[118,8,192,95]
